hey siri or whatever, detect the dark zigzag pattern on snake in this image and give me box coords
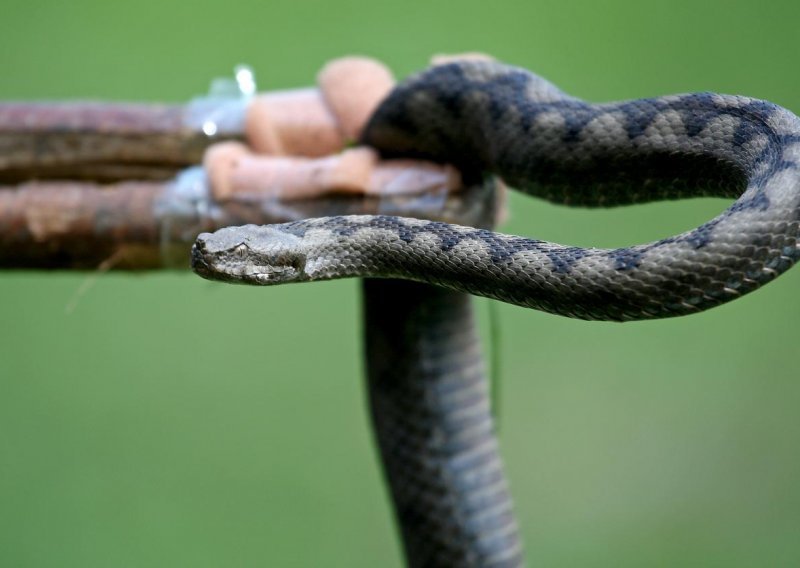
[193,60,800,322]
[191,59,800,566]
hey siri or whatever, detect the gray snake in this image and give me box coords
[191,60,800,566]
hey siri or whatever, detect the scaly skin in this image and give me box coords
[192,59,800,566]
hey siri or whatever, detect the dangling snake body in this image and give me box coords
[192,60,800,566]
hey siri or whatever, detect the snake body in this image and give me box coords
[363,279,522,566]
[191,60,800,566]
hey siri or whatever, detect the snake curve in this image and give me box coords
[192,60,800,566]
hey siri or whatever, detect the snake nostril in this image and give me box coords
[195,234,210,250]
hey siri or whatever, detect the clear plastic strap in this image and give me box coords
[155,166,222,266]
[184,65,256,136]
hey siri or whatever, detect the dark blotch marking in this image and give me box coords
[547,247,588,273]
[617,98,671,140]
[729,191,770,213]
[683,218,722,249]
[609,247,645,270]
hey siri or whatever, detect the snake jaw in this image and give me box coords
[249,262,303,284]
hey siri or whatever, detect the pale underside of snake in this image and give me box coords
[192,60,800,567]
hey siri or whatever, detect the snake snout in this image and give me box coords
[190,240,212,278]
[191,233,222,279]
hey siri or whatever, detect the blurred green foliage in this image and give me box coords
[1,1,800,566]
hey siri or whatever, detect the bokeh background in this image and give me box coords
[2,1,800,566]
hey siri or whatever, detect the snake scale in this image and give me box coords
[192,60,800,566]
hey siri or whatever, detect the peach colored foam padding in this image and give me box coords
[430,52,496,66]
[317,57,396,142]
[206,56,466,202]
[245,89,344,157]
[204,141,461,200]
[243,56,395,157]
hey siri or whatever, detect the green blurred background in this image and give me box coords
[2,1,800,566]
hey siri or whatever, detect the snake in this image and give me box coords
[191,60,800,566]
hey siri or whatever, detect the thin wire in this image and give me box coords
[64,249,124,314]
[487,299,503,432]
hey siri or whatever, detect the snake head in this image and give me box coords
[192,225,307,285]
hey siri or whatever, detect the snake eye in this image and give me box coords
[234,244,248,258]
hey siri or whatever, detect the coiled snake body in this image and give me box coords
[192,60,800,566]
